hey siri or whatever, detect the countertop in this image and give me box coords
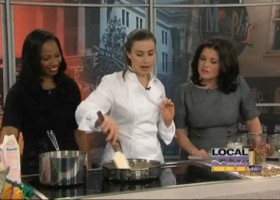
[25,160,280,199]
[87,161,280,199]
[91,174,280,199]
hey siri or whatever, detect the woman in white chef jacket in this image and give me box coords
[75,28,175,165]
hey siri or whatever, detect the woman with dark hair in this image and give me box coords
[1,29,81,174]
[75,28,175,165]
[174,37,262,159]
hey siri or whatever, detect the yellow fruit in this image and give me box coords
[1,182,24,199]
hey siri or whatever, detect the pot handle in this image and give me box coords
[161,160,190,168]
[96,111,105,127]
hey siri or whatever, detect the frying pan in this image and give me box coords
[102,155,207,182]
[102,158,162,181]
[102,159,192,182]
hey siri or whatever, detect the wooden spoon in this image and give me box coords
[96,111,130,169]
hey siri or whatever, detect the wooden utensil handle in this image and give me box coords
[96,111,122,153]
[97,111,104,122]
[95,111,104,127]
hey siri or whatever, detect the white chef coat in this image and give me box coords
[75,70,175,164]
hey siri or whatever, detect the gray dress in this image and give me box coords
[174,76,260,159]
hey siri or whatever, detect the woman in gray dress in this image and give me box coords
[174,37,262,159]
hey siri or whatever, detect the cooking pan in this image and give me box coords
[102,159,162,181]
[39,150,87,186]
[102,158,204,182]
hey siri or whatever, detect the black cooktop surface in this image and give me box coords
[23,161,242,199]
[24,168,176,199]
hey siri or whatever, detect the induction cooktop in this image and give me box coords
[23,161,242,199]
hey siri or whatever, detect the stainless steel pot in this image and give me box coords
[102,159,162,181]
[39,150,87,186]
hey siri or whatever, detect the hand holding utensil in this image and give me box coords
[96,111,118,146]
[96,111,130,169]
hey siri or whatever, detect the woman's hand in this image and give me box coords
[99,115,119,146]
[160,98,175,127]
[192,149,209,159]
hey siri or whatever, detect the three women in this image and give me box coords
[1,28,262,174]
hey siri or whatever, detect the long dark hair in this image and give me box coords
[191,37,239,94]
[122,28,156,79]
[19,29,67,90]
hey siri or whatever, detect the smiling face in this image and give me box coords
[40,40,62,78]
[198,47,221,85]
[126,39,156,78]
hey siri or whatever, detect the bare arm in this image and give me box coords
[245,116,262,134]
[0,126,20,143]
[74,130,107,169]
[74,130,92,168]
[175,128,208,158]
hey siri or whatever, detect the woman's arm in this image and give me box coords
[160,98,175,127]
[155,82,175,145]
[239,77,262,135]
[1,84,22,144]
[245,116,262,134]
[173,84,207,158]
[74,130,93,168]
[175,128,208,158]
[75,74,117,135]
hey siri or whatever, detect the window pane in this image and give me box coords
[9,0,280,162]
[126,11,129,27]
[154,0,280,160]
[122,9,125,25]
[165,53,168,73]
[275,6,280,18]
[14,5,148,100]
[155,0,192,4]
[155,5,280,102]
[12,0,147,5]
[155,0,271,4]
[273,20,280,50]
